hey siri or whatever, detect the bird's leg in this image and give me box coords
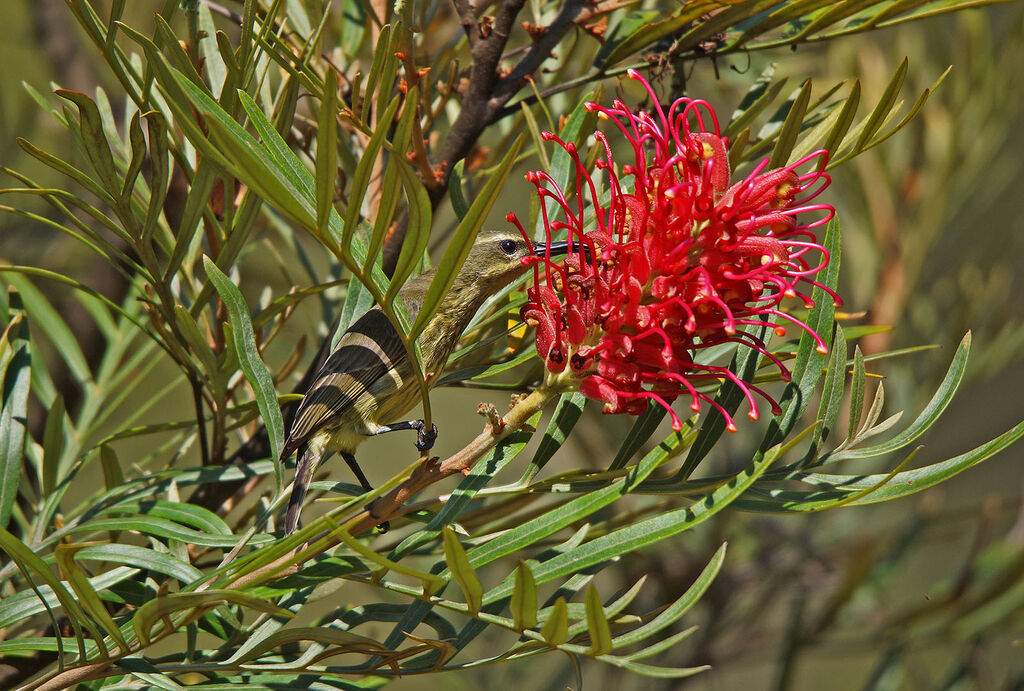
[341,451,389,533]
[372,419,438,451]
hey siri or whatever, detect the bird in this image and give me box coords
[281,230,570,534]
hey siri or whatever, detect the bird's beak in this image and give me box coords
[534,240,582,258]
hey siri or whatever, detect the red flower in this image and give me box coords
[509,70,839,432]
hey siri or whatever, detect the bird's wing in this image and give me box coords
[282,309,407,458]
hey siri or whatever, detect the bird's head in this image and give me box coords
[462,230,570,292]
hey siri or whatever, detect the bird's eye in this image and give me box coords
[499,239,518,255]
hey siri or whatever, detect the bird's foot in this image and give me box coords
[415,422,438,451]
[367,499,390,533]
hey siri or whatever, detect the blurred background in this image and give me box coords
[2,1,1022,688]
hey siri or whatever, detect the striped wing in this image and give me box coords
[282,309,407,458]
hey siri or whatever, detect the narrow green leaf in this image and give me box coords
[523,392,586,480]
[619,626,698,661]
[173,305,218,380]
[364,88,419,276]
[122,111,147,201]
[485,443,779,604]
[386,154,433,302]
[469,431,685,569]
[443,526,483,613]
[100,499,233,536]
[769,79,813,168]
[411,136,523,339]
[203,256,284,491]
[764,216,840,449]
[675,322,767,480]
[55,542,128,652]
[448,159,470,220]
[830,332,970,461]
[511,561,538,631]
[3,273,91,384]
[847,345,866,444]
[606,659,710,679]
[612,543,726,647]
[806,322,846,460]
[68,510,274,548]
[332,522,446,596]
[725,64,786,140]
[41,394,66,495]
[55,90,121,196]
[316,69,339,239]
[584,584,613,656]
[540,597,569,645]
[133,590,290,645]
[608,403,667,471]
[76,543,202,583]
[343,96,402,247]
[853,57,908,156]
[141,112,170,245]
[0,303,30,529]
[232,626,389,664]
[117,657,185,690]
[823,80,861,157]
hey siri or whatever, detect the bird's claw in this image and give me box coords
[366,499,390,533]
[416,423,438,451]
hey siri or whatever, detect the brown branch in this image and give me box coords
[453,0,481,49]
[382,0,587,273]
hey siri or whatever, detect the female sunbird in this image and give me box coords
[282,231,569,534]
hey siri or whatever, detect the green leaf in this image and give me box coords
[3,272,91,384]
[315,69,339,239]
[764,216,841,449]
[410,136,523,339]
[386,153,432,303]
[448,159,470,220]
[847,344,866,443]
[117,657,186,690]
[0,528,94,641]
[584,584,613,656]
[828,332,970,462]
[75,543,202,583]
[55,542,130,652]
[511,561,538,631]
[540,597,569,645]
[485,442,779,604]
[443,526,483,614]
[343,96,402,247]
[604,659,710,679]
[332,522,447,597]
[55,90,121,197]
[522,392,586,480]
[768,79,813,168]
[613,543,726,647]
[41,394,66,496]
[132,590,291,645]
[607,404,666,472]
[468,430,685,569]
[0,303,30,529]
[203,256,284,491]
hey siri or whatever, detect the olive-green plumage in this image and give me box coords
[282,231,565,534]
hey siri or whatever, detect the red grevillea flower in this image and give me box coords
[508,69,840,432]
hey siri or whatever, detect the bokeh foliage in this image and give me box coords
[1,1,1022,689]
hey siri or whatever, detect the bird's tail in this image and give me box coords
[284,445,315,535]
